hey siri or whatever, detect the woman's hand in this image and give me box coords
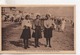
[33,30,35,32]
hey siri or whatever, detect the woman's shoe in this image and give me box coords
[24,47,27,49]
[45,45,47,47]
[37,45,40,47]
[49,45,52,48]
[35,46,37,48]
[27,46,30,48]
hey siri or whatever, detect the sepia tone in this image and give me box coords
[1,6,75,53]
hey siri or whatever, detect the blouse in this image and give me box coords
[22,19,32,29]
[44,19,54,28]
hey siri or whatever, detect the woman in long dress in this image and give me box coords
[20,15,32,49]
[44,14,53,48]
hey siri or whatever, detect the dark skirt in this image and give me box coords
[20,27,31,39]
[44,27,53,38]
[32,26,42,39]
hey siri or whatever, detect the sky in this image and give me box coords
[16,7,74,17]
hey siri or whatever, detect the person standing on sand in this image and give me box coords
[61,18,66,32]
[44,14,53,48]
[32,15,42,48]
[20,15,32,49]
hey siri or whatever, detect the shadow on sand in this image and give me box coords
[9,40,45,48]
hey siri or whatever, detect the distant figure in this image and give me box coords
[71,20,74,28]
[20,15,32,49]
[32,15,42,48]
[2,14,6,21]
[4,13,9,21]
[61,18,66,32]
[44,14,53,48]
[56,18,62,31]
[10,14,14,22]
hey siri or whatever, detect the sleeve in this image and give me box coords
[32,20,36,29]
[51,20,54,25]
[44,21,47,28]
[29,21,32,28]
[21,20,25,29]
[52,20,56,29]
[39,20,42,26]
[40,20,43,30]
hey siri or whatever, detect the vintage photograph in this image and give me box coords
[1,6,75,53]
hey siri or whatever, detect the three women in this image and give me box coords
[21,14,54,49]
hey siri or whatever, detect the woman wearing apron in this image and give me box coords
[20,15,32,49]
[44,14,53,48]
[32,15,42,48]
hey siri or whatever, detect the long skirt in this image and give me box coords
[44,27,53,38]
[32,26,42,39]
[20,27,31,39]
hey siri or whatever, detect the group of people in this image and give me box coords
[2,10,69,49]
[20,14,66,49]
[2,12,66,32]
